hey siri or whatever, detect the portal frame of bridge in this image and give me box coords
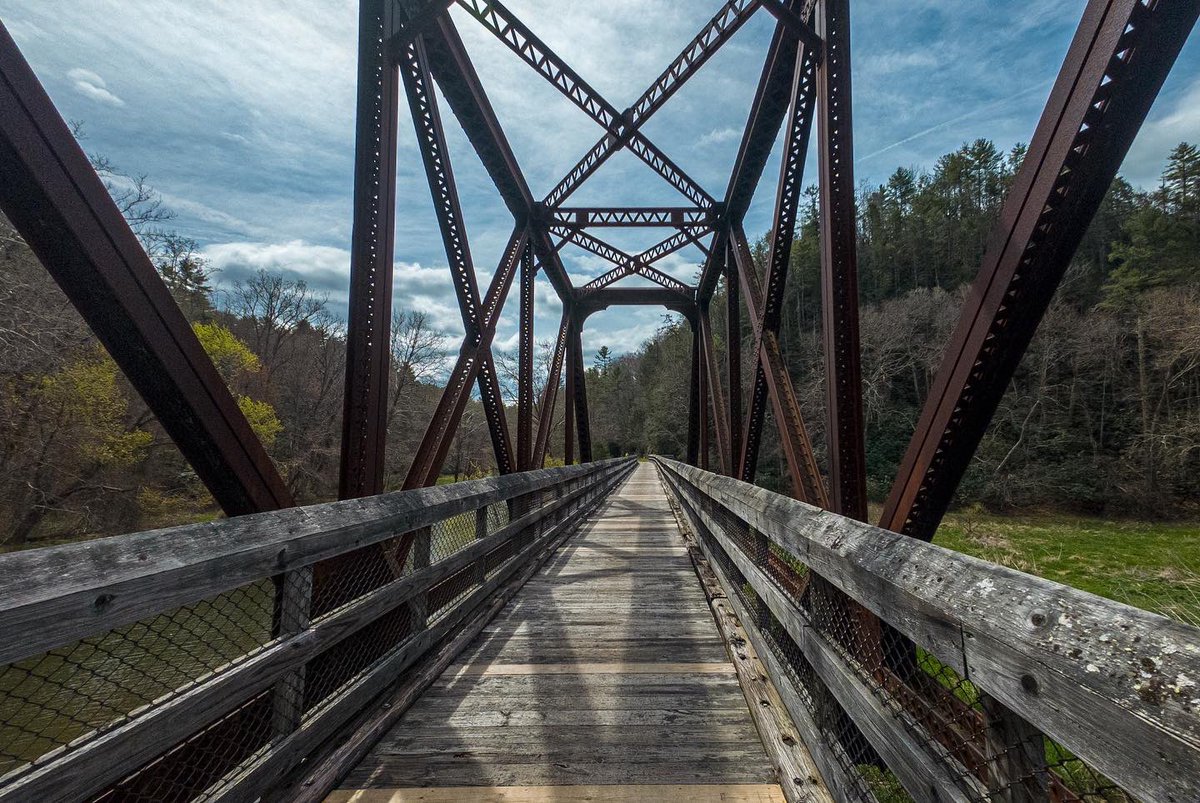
[1,0,1198,801]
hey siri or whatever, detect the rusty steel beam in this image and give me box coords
[687,325,702,465]
[732,229,827,507]
[759,0,823,50]
[728,31,824,503]
[551,207,714,229]
[400,33,514,477]
[517,242,536,470]
[457,0,713,208]
[0,24,293,515]
[559,227,693,294]
[543,0,759,207]
[533,310,570,468]
[699,0,813,298]
[403,228,526,488]
[881,0,1200,541]
[339,0,405,499]
[575,286,697,320]
[725,241,744,469]
[699,309,732,474]
[815,0,867,520]
[423,18,573,298]
[699,332,711,471]
[424,19,532,219]
[564,316,577,465]
[569,314,594,462]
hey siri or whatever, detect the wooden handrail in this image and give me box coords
[654,456,1200,803]
[0,458,636,803]
[0,458,629,666]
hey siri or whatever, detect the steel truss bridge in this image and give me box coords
[0,1,1198,801]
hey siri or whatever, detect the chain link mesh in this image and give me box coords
[0,462,630,801]
[662,465,1135,803]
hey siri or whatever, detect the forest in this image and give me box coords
[1,139,1198,549]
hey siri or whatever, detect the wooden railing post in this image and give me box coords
[983,695,1050,803]
[409,527,432,630]
[474,507,489,586]
[271,566,313,737]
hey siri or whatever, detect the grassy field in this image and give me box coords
[931,506,1200,626]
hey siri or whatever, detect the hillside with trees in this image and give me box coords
[585,141,1200,518]
[2,139,1197,549]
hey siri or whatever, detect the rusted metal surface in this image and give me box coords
[339,0,405,499]
[517,243,536,471]
[0,23,293,515]
[815,0,867,521]
[880,0,1200,540]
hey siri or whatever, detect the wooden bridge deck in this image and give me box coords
[331,462,785,802]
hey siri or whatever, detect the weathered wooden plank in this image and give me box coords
[692,497,981,802]
[0,464,635,803]
[666,481,878,803]
[0,458,634,666]
[447,662,735,676]
[662,474,834,803]
[396,708,764,728]
[326,783,787,802]
[264,484,621,803]
[657,457,1200,803]
[207,466,634,802]
[340,758,779,788]
[374,724,762,750]
[339,463,789,796]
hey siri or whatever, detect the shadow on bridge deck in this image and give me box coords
[330,462,792,802]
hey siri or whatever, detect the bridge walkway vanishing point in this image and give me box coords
[332,462,808,802]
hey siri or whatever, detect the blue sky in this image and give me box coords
[3,1,1197,359]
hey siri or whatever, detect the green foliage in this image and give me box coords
[236,395,283,448]
[38,353,152,467]
[192,322,261,382]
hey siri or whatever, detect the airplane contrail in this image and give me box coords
[861,80,1053,162]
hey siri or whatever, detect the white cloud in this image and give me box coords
[698,127,741,147]
[67,67,125,106]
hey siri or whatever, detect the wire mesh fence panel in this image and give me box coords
[655,458,1173,803]
[0,459,636,803]
[0,578,275,778]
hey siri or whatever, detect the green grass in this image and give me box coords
[927,507,1200,626]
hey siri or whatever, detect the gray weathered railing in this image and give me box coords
[0,457,635,802]
[654,457,1200,803]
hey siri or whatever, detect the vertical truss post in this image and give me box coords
[699,305,731,474]
[340,0,401,500]
[517,242,536,471]
[687,322,702,466]
[725,240,744,469]
[570,312,594,463]
[564,316,577,465]
[534,310,570,468]
[880,0,1200,541]
[698,330,711,471]
[816,0,867,521]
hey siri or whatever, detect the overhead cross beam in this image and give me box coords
[550,207,714,229]
[557,227,693,294]
[880,0,1200,541]
[541,0,761,208]
[456,0,715,209]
